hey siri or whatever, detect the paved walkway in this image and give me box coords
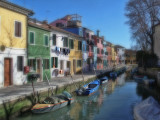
[0,73,97,104]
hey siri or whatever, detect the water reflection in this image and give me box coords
[17,73,159,120]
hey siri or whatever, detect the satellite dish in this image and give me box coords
[0,45,6,52]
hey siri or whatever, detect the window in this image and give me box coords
[91,46,94,52]
[44,35,49,46]
[28,59,36,71]
[101,49,104,54]
[15,21,22,37]
[86,33,89,38]
[97,48,100,54]
[78,41,82,50]
[52,34,56,46]
[69,39,74,49]
[17,56,23,71]
[105,52,108,55]
[86,45,89,51]
[77,60,82,67]
[51,57,58,68]
[97,39,99,43]
[43,59,49,69]
[29,31,35,44]
[63,37,68,47]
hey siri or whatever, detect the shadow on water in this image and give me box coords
[16,73,160,120]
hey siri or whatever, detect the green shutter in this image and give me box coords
[55,57,58,68]
[66,38,68,47]
[30,32,34,44]
[69,39,71,49]
[72,40,74,49]
[33,59,36,70]
[51,57,53,68]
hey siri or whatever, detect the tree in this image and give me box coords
[125,0,160,53]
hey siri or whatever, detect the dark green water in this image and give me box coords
[17,73,159,120]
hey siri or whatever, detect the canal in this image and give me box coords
[16,73,160,120]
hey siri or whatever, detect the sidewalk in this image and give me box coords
[0,74,96,105]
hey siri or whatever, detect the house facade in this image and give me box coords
[107,42,112,67]
[103,40,108,69]
[0,0,33,87]
[28,19,51,81]
[50,25,82,77]
[115,45,125,64]
[95,33,104,70]
[154,24,160,65]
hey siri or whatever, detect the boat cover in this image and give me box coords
[134,96,160,120]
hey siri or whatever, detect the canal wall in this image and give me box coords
[0,66,126,120]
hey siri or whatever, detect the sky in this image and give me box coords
[10,0,132,48]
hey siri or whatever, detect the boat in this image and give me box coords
[109,72,117,78]
[143,79,155,85]
[99,76,108,85]
[31,91,74,113]
[134,75,147,83]
[76,80,100,96]
[134,96,160,120]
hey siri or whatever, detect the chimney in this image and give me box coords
[97,30,100,37]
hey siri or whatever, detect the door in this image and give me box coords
[4,58,12,86]
[73,60,76,74]
[37,59,42,81]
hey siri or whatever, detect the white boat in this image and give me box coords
[134,96,160,120]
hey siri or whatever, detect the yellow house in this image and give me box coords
[69,37,83,75]
[111,44,116,65]
[0,0,33,87]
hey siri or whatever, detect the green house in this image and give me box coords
[27,19,51,81]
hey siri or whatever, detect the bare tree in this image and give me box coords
[125,0,160,53]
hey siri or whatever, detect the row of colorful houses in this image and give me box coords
[0,0,128,88]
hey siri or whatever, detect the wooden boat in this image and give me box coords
[99,76,108,85]
[76,80,100,96]
[31,91,74,113]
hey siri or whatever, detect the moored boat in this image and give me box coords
[110,72,117,78]
[133,75,147,83]
[31,91,74,114]
[76,80,100,96]
[99,76,108,85]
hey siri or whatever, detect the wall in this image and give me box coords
[28,26,51,80]
[154,25,160,65]
[50,30,70,77]
[0,7,27,87]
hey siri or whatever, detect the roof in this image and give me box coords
[0,0,34,16]
[29,18,82,39]
[114,45,125,49]
[28,19,51,32]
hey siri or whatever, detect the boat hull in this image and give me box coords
[31,98,74,114]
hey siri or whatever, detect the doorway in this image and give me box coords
[4,58,12,86]
[37,59,42,81]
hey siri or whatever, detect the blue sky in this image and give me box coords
[10,0,131,48]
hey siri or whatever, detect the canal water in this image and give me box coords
[17,73,160,120]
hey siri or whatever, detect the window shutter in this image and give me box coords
[15,22,18,36]
[51,57,53,68]
[72,40,74,49]
[18,22,21,37]
[52,34,56,45]
[55,57,58,68]
[69,39,71,49]
[66,38,68,47]
[33,59,36,70]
